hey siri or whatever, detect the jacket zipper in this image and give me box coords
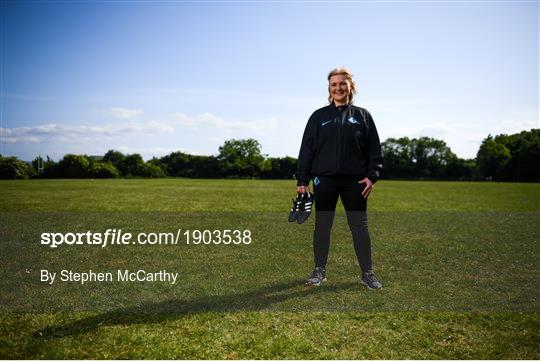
[336,106,347,172]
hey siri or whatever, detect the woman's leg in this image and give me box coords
[312,176,340,268]
[340,179,373,273]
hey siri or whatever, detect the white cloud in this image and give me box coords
[0,111,290,163]
[378,109,539,159]
[96,107,144,119]
[0,121,174,144]
[492,112,539,135]
[172,112,279,133]
[383,121,477,139]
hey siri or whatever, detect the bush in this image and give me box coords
[90,162,120,178]
[120,154,145,177]
[218,138,264,178]
[31,156,59,178]
[260,157,297,179]
[103,150,126,170]
[157,152,222,178]
[137,163,166,178]
[56,154,91,178]
[0,156,36,179]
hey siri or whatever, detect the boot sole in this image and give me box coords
[360,280,382,290]
[305,277,327,287]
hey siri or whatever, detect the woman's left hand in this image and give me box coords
[358,177,374,199]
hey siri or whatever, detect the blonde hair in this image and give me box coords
[327,67,357,104]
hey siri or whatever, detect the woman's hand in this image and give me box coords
[358,178,373,199]
[297,185,311,194]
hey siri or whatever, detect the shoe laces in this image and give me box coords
[364,270,379,283]
[310,267,325,279]
[294,194,305,210]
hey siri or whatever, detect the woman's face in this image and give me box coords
[329,74,351,105]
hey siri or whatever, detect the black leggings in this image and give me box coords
[312,175,373,273]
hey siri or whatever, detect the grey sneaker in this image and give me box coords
[306,267,327,286]
[361,270,382,290]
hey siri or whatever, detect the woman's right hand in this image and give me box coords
[297,185,311,194]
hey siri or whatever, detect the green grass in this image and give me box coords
[2,312,538,359]
[1,179,539,211]
[0,179,539,359]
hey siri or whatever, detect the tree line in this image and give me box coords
[1,129,538,181]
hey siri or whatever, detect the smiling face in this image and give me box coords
[328,74,351,106]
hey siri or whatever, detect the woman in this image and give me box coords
[295,67,383,290]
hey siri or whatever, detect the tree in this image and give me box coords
[188,155,222,178]
[261,156,297,179]
[476,135,511,180]
[90,162,120,178]
[103,150,128,175]
[217,138,264,178]
[158,151,192,177]
[382,136,465,179]
[57,154,91,178]
[103,150,126,168]
[476,129,540,181]
[411,137,455,178]
[381,137,414,178]
[0,156,36,179]
[147,157,169,176]
[119,153,145,177]
[445,155,476,180]
[32,156,58,178]
[136,162,166,178]
[498,129,540,181]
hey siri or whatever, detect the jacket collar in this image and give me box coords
[330,101,350,112]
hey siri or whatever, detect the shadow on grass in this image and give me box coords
[34,279,359,339]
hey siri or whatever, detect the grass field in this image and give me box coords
[0,179,539,359]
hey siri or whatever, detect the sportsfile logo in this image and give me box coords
[40,229,252,248]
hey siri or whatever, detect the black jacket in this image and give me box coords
[295,102,383,186]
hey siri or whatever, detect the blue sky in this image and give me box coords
[1,1,538,161]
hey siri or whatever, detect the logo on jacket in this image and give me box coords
[347,116,359,124]
[321,120,333,127]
